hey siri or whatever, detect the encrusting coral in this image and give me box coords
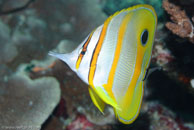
[152,43,174,68]
[0,66,61,130]
[163,0,194,43]
[142,102,194,130]
[0,19,18,64]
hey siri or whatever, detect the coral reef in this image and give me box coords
[147,69,194,123]
[152,43,174,68]
[0,66,60,130]
[0,0,34,15]
[143,102,194,130]
[66,114,94,130]
[1,0,194,129]
[163,0,194,43]
[0,19,18,64]
[160,0,194,92]
[0,0,106,69]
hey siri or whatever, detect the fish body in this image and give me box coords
[49,4,157,124]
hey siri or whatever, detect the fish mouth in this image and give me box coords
[142,68,149,81]
[141,51,149,81]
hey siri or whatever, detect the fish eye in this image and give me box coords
[141,29,148,46]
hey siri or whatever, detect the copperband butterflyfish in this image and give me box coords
[49,4,157,124]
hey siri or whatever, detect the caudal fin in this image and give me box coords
[48,51,77,71]
[48,51,67,61]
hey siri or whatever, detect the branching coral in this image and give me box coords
[163,0,194,43]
